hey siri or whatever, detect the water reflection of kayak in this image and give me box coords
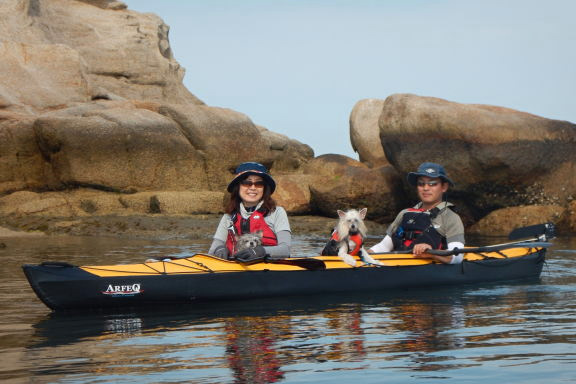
[22,242,550,311]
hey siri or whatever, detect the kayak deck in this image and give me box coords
[79,246,545,277]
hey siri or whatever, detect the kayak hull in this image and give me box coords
[23,249,546,311]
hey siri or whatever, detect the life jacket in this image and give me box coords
[225,209,278,254]
[391,207,446,251]
[323,231,363,256]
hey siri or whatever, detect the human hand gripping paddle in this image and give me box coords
[286,223,553,269]
[427,222,555,257]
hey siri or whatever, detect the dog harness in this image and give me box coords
[391,208,446,251]
[329,231,363,256]
[226,209,278,254]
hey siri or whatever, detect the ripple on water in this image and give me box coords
[0,235,574,383]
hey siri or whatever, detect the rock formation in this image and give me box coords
[350,99,389,168]
[0,0,313,219]
[351,93,576,232]
[303,154,404,222]
[1,1,574,236]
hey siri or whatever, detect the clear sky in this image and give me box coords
[123,0,575,159]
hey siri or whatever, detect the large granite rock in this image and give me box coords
[303,154,404,222]
[558,201,576,234]
[378,94,576,220]
[0,0,200,111]
[0,41,91,110]
[349,99,389,168]
[0,0,314,215]
[32,101,208,192]
[273,174,315,215]
[468,205,565,236]
[0,189,224,216]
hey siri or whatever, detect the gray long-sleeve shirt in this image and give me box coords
[208,207,291,259]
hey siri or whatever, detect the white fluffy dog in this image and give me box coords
[333,208,382,267]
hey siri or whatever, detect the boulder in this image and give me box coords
[349,99,389,168]
[557,200,576,234]
[0,188,225,217]
[0,0,201,111]
[119,191,225,215]
[303,154,403,222]
[467,205,565,236]
[0,190,77,216]
[158,104,314,192]
[0,112,60,193]
[379,94,576,218]
[0,41,91,111]
[256,126,314,173]
[273,174,314,214]
[33,101,208,192]
[0,0,316,218]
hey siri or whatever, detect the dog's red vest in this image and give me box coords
[330,231,363,256]
[225,209,278,254]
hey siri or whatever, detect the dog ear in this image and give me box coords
[359,208,367,219]
[337,210,346,218]
[254,230,264,237]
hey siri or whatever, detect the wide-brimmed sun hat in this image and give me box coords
[407,162,454,186]
[227,162,276,193]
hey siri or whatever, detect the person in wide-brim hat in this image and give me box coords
[369,161,465,265]
[208,162,291,264]
[227,162,276,193]
[407,162,454,187]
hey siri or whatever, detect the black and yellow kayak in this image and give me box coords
[23,229,552,311]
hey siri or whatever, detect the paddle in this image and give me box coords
[373,223,555,258]
[508,222,556,241]
[427,241,552,257]
[228,253,327,271]
[265,258,326,271]
[427,222,555,257]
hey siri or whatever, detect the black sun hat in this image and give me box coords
[227,162,276,193]
[407,162,454,186]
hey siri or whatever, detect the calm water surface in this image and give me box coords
[1,234,575,383]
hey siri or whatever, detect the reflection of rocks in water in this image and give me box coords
[225,317,286,384]
[389,299,466,354]
[320,306,367,361]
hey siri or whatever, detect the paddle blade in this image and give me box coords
[269,258,326,271]
[508,222,556,241]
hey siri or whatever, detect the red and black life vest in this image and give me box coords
[330,231,363,255]
[225,209,278,254]
[391,207,446,251]
[321,230,364,256]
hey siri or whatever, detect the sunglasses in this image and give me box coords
[417,180,440,187]
[240,180,265,188]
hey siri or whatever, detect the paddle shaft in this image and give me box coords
[427,241,551,257]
